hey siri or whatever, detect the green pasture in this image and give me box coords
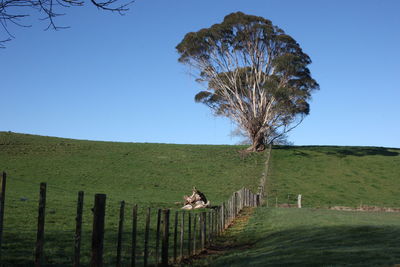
[2,132,400,266]
[195,207,400,266]
[0,132,266,265]
[267,145,400,208]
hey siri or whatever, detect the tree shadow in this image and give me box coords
[272,146,312,157]
[211,224,400,266]
[324,147,399,158]
[273,145,399,158]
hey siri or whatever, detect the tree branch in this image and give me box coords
[0,0,134,46]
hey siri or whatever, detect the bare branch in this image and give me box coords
[0,0,134,46]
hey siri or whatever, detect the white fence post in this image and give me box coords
[297,194,302,208]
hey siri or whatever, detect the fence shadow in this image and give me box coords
[2,230,74,266]
[2,227,155,266]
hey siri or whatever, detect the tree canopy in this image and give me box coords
[176,12,319,151]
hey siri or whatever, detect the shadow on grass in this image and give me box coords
[274,145,399,158]
[209,225,400,266]
[1,228,154,266]
[325,147,399,158]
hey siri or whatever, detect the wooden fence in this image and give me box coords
[0,171,262,266]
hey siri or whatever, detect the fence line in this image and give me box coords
[258,144,272,203]
[0,172,6,263]
[0,169,267,266]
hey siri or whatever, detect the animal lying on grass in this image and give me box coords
[181,187,210,209]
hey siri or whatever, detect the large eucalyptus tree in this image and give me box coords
[176,12,319,151]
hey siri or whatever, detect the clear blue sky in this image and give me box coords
[1,0,399,147]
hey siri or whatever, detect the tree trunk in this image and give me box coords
[246,131,266,152]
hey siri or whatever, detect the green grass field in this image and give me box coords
[0,132,266,265]
[194,207,400,266]
[267,145,400,208]
[190,145,400,266]
[2,132,400,266]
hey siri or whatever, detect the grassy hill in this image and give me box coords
[0,132,267,265]
[2,132,400,266]
[267,145,400,208]
[191,145,400,266]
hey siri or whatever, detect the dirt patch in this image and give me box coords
[178,207,255,266]
[277,203,298,208]
[329,205,400,212]
[273,203,400,213]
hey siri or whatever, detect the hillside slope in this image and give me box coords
[267,146,400,208]
[0,131,267,265]
[192,145,400,266]
[0,131,265,206]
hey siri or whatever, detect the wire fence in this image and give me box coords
[0,171,265,266]
[0,146,274,265]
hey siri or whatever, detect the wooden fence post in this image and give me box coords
[187,212,191,257]
[228,199,231,223]
[155,209,162,266]
[131,204,137,267]
[116,201,125,267]
[0,172,7,262]
[234,192,238,216]
[219,204,222,231]
[231,197,234,219]
[214,209,217,236]
[249,190,252,207]
[242,189,244,207]
[229,197,232,220]
[201,212,206,250]
[208,210,211,245]
[221,203,225,232]
[226,198,232,225]
[193,214,197,255]
[143,208,151,267]
[239,189,242,210]
[173,211,178,263]
[197,215,201,251]
[244,189,247,206]
[35,182,47,267]
[226,200,229,224]
[209,211,212,243]
[180,211,184,259]
[216,208,219,234]
[161,209,170,267]
[230,198,233,221]
[74,191,84,267]
[227,201,229,225]
[91,193,106,267]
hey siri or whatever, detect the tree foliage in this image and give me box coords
[0,0,133,47]
[176,12,319,151]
